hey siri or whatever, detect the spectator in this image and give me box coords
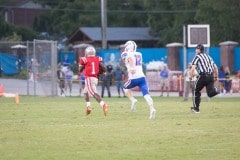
[224,66,232,94]
[0,63,2,77]
[183,63,198,101]
[218,66,225,94]
[29,58,39,82]
[63,54,70,67]
[238,70,240,92]
[100,71,112,98]
[106,62,113,73]
[57,66,65,96]
[64,66,74,96]
[79,72,85,97]
[113,66,126,98]
[106,62,113,86]
[160,65,170,97]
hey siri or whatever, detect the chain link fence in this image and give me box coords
[0,40,58,96]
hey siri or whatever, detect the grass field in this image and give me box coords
[0,96,240,160]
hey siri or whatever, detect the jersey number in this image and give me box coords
[91,62,96,74]
[134,55,142,66]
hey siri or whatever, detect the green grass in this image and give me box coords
[0,96,240,160]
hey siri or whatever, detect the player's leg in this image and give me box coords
[206,76,219,97]
[192,76,205,112]
[190,81,195,103]
[116,81,121,97]
[123,79,137,111]
[106,82,111,98]
[86,77,108,116]
[69,82,72,96]
[139,77,156,119]
[83,83,91,115]
[183,81,190,101]
[166,79,170,96]
[120,82,126,97]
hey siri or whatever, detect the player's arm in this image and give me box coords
[127,56,136,74]
[79,65,84,72]
[183,69,187,76]
[78,58,85,72]
[99,63,106,74]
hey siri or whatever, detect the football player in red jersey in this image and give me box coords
[79,46,108,116]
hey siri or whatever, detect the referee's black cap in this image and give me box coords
[196,44,204,52]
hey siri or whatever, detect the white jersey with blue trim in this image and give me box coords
[125,51,145,79]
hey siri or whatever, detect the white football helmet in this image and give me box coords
[124,40,137,52]
[85,46,96,56]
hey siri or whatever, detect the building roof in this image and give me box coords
[68,27,159,44]
[18,1,50,9]
[4,0,50,9]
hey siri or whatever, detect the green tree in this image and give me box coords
[195,0,240,45]
[34,0,100,36]
[144,0,174,46]
[2,0,240,46]
[33,14,53,33]
[107,0,148,27]
[33,0,148,36]
[0,8,37,41]
[15,26,38,41]
[0,15,14,38]
[144,0,199,46]
[168,0,198,43]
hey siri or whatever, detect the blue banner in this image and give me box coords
[0,53,18,75]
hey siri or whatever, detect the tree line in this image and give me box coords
[0,0,239,47]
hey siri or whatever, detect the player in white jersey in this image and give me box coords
[121,41,156,119]
[121,41,138,112]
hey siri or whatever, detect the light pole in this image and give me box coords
[101,0,107,49]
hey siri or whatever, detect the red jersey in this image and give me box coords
[79,56,103,78]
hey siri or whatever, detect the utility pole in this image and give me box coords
[183,25,187,71]
[101,0,107,49]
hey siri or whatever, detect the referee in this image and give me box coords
[190,44,220,113]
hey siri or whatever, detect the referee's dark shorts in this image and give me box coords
[194,72,218,111]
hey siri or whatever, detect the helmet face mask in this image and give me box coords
[124,40,137,52]
[85,46,96,56]
[121,51,128,61]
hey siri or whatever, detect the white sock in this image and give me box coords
[144,94,154,110]
[100,101,104,107]
[130,97,136,102]
[86,102,90,107]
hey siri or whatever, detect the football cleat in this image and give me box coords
[131,99,138,112]
[86,106,92,115]
[191,107,200,113]
[103,103,108,116]
[149,109,156,119]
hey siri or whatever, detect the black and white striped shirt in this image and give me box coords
[192,53,215,74]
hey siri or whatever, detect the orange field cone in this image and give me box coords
[0,85,4,96]
[15,93,20,104]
